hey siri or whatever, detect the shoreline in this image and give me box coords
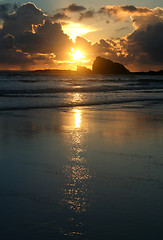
[0,69,163,76]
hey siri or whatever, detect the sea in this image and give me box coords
[0,71,163,111]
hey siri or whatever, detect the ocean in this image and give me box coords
[0,71,163,111]
[0,72,163,240]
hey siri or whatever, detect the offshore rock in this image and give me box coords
[92,56,130,74]
[77,66,92,74]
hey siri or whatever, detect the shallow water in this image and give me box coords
[0,108,163,239]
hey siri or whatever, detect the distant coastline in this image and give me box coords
[34,57,163,76]
[0,57,163,76]
[0,69,163,76]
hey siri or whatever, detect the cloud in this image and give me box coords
[115,26,130,32]
[90,4,163,70]
[75,36,92,52]
[73,16,163,71]
[131,12,162,30]
[0,48,33,69]
[126,22,163,64]
[100,5,163,24]
[120,5,137,12]
[100,5,152,16]
[92,39,114,57]
[0,2,73,69]
[93,21,163,71]
[0,33,15,49]
[1,2,46,36]
[79,10,95,21]
[56,4,95,22]
[0,3,10,19]
[16,20,73,56]
[0,2,163,71]
[121,5,151,14]
[53,12,69,21]
[63,4,86,12]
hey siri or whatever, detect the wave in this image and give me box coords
[0,97,163,111]
[0,85,163,96]
[0,73,163,111]
[1,78,163,84]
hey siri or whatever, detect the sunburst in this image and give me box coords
[69,48,84,61]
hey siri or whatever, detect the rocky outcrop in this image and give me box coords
[92,56,130,74]
[77,66,92,74]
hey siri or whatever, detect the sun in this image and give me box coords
[70,48,84,61]
[72,49,83,61]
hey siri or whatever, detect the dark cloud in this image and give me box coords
[92,39,114,56]
[121,5,151,13]
[0,2,73,68]
[16,20,73,56]
[63,3,86,12]
[53,12,69,21]
[0,48,33,67]
[2,3,46,36]
[0,3,11,19]
[121,5,137,12]
[13,3,18,10]
[126,22,163,64]
[79,10,95,21]
[0,34,15,49]
[99,39,111,48]
[101,5,152,15]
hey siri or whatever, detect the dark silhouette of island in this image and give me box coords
[92,56,130,74]
[33,56,163,76]
[0,57,162,76]
[34,57,130,75]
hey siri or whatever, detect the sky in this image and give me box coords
[0,0,163,71]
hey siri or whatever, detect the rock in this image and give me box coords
[77,66,92,74]
[92,56,130,74]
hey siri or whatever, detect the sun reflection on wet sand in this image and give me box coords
[74,109,82,129]
[60,108,93,238]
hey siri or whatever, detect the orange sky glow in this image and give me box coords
[0,2,162,72]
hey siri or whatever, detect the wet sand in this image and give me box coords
[0,108,163,240]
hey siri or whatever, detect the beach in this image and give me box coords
[0,0,163,238]
[0,107,163,239]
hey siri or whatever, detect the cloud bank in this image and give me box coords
[75,4,163,71]
[0,2,73,69]
[0,2,162,71]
